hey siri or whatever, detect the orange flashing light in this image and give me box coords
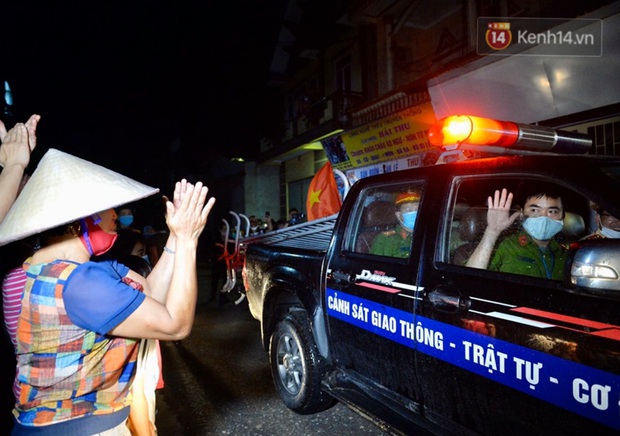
[428,115,520,147]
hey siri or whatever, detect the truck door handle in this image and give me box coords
[428,287,471,314]
[332,271,351,284]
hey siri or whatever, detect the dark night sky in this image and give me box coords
[1,1,284,177]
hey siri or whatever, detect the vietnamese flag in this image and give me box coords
[306,161,342,221]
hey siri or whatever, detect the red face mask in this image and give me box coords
[79,215,118,256]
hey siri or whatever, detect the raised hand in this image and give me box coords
[466,188,520,270]
[24,114,41,150]
[165,180,215,242]
[485,188,520,235]
[0,124,28,169]
[162,179,189,211]
[0,114,41,168]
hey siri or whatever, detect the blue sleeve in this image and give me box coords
[63,261,146,335]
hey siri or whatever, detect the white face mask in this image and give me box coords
[601,225,620,239]
[522,216,563,241]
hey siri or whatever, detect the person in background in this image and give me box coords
[582,205,620,240]
[1,238,39,421]
[248,215,264,236]
[0,115,41,423]
[2,239,37,347]
[143,224,168,267]
[263,211,274,232]
[97,228,151,266]
[0,114,40,223]
[370,192,420,258]
[117,206,167,266]
[118,207,139,232]
[288,208,302,226]
[0,149,215,435]
[466,184,567,280]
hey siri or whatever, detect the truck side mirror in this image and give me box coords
[567,239,620,298]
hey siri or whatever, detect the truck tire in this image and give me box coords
[269,310,335,414]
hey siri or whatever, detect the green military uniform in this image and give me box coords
[370,227,413,258]
[489,231,566,280]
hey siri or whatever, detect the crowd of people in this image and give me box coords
[226,208,303,239]
[0,115,215,435]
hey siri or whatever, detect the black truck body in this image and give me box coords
[243,153,620,435]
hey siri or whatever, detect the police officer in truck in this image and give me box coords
[466,182,567,280]
[370,191,420,258]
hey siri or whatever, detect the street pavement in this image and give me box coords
[153,261,392,435]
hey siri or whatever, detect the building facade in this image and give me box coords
[248,0,620,221]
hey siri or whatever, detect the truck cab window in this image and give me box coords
[448,177,590,280]
[352,183,425,258]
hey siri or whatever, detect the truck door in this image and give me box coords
[324,180,428,412]
[417,173,620,434]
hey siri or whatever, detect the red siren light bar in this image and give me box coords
[428,115,592,154]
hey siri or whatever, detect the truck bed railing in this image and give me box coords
[240,213,338,252]
[219,211,250,304]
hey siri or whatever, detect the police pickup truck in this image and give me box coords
[242,115,620,435]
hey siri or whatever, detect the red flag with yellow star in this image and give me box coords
[306,161,342,221]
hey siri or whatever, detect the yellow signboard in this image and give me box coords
[321,103,437,171]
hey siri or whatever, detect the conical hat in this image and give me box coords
[0,148,159,246]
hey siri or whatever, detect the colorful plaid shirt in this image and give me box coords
[13,259,146,429]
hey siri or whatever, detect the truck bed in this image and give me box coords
[240,213,337,252]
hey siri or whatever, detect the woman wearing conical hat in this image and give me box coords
[0,149,215,435]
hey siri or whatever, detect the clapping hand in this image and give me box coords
[0,114,41,169]
[165,179,215,242]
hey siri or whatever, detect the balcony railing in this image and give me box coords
[282,90,362,142]
[275,87,430,150]
[350,88,431,128]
